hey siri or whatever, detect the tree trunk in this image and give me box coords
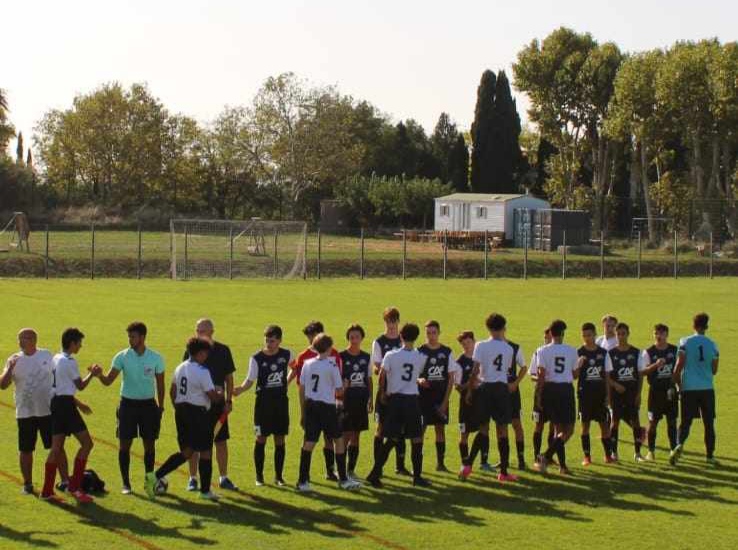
[723,139,736,237]
[641,139,656,244]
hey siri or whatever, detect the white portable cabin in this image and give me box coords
[433,193,550,239]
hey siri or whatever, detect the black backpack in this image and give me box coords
[81,470,106,494]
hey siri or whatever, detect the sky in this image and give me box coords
[3,0,736,153]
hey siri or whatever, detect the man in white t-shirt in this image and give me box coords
[595,314,618,351]
[1,328,69,495]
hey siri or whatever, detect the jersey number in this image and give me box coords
[311,374,320,392]
[179,377,188,395]
[52,369,56,388]
[493,354,504,371]
[698,345,705,362]
[554,357,566,374]
[401,364,414,381]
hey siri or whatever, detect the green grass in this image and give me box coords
[0,278,736,549]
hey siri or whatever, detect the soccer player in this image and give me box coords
[371,307,409,476]
[534,320,578,475]
[234,325,292,486]
[670,313,719,466]
[418,320,458,472]
[149,337,222,500]
[297,333,360,492]
[340,324,372,480]
[1,328,70,495]
[366,323,430,488]
[641,324,679,461]
[95,322,165,494]
[575,323,614,465]
[455,331,480,465]
[183,319,237,492]
[607,322,646,462]
[530,327,554,469]
[504,334,527,470]
[41,328,98,503]
[596,314,618,351]
[459,313,518,483]
[288,320,343,481]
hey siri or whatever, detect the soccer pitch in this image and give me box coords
[0,278,736,549]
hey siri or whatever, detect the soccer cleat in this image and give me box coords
[395,466,412,476]
[154,477,169,495]
[199,491,220,501]
[121,485,133,495]
[669,445,683,466]
[533,457,548,474]
[497,472,519,482]
[634,453,646,463]
[186,477,198,492]
[558,467,572,476]
[296,482,313,493]
[347,470,358,481]
[610,453,619,463]
[458,464,472,481]
[645,451,656,461]
[339,479,362,491]
[706,457,719,466]
[365,472,383,488]
[21,483,34,495]
[604,455,616,464]
[412,477,431,487]
[219,477,238,491]
[274,478,286,487]
[435,463,450,473]
[581,456,592,467]
[255,477,265,487]
[479,463,496,473]
[325,471,339,482]
[39,491,56,501]
[71,490,94,504]
[144,472,157,499]
[55,481,68,493]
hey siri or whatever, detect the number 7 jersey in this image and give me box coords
[381,348,428,395]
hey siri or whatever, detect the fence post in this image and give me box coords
[184,226,189,281]
[562,230,567,280]
[360,228,365,280]
[709,231,714,279]
[317,229,321,280]
[443,230,448,280]
[169,224,174,280]
[137,225,142,280]
[44,225,49,280]
[523,227,528,280]
[483,230,488,280]
[228,226,234,280]
[90,223,95,280]
[303,228,308,280]
[673,229,678,279]
[600,230,605,280]
[637,230,642,279]
[402,229,407,280]
[273,228,279,279]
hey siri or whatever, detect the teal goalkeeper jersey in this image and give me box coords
[678,334,719,392]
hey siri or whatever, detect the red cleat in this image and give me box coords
[605,455,617,464]
[497,473,519,482]
[71,490,94,504]
[458,465,472,481]
[581,456,592,466]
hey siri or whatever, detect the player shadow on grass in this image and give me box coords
[0,523,61,548]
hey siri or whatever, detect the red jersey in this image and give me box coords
[291,347,342,385]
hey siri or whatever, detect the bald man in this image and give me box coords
[183,319,237,491]
[1,329,69,495]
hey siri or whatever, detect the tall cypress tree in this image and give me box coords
[26,148,33,169]
[470,70,497,192]
[431,112,464,186]
[16,131,24,165]
[448,134,469,192]
[488,71,522,193]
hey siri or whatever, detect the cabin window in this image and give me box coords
[440,205,450,217]
[476,206,487,219]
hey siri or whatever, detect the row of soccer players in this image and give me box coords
[1,309,718,500]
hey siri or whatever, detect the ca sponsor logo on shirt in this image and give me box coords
[267,371,284,386]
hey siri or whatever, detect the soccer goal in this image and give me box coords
[170,218,308,279]
[0,212,31,253]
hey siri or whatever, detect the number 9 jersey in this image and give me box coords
[173,360,216,409]
[381,348,428,395]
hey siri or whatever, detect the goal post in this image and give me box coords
[170,218,308,280]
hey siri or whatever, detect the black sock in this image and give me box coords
[348,445,359,472]
[435,441,445,466]
[544,437,562,462]
[254,441,266,480]
[396,439,407,471]
[411,442,423,479]
[119,451,131,487]
[678,420,691,446]
[144,451,155,473]
[533,431,543,459]
[298,449,312,484]
[634,427,642,454]
[373,436,383,463]
[370,439,394,477]
[199,458,212,493]
[547,429,555,450]
[516,439,525,465]
[274,445,286,480]
[648,428,657,452]
[611,428,619,455]
[465,433,486,466]
[556,439,567,467]
[705,421,716,458]
[498,438,510,475]
[155,452,186,480]
[581,434,591,457]
[459,442,469,461]
[323,448,335,474]
[335,452,348,481]
[480,434,490,464]
[601,437,611,457]
[667,421,677,451]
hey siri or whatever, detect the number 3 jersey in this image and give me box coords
[173,360,215,409]
[381,348,428,395]
[247,348,292,398]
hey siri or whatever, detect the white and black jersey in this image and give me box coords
[455,354,475,386]
[381,348,427,396]
[300,357,343,405]
[643,345,678,391]
[596,335,618,351]
[340,350,371,398]
[608,346,645,387]
[537,343,578,384]
[173,360,215,409]
[51,352,80,397]
[576,346,612,392]
[371,335,402,365]
[247,348,292,398]
[506,341,526,383]
[418,344,457,393]
[473,338,514,384]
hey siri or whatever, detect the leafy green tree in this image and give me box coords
[15,131,24,165]
[470,70,496,192]
[0,88,14,151]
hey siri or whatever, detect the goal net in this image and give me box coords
[170,219,308,279]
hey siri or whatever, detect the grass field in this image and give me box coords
[0,278,736,549]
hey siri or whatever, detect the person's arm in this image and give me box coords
[535,365,545,409]
[642,350,663,375]
[299,383,306,427]
[235,356,259,397]
[573,355,585,378]
[334,368,344,400]
[74,367,97,391]
[607,372,625,394]
[712,357,719,376]
[224,373,234,412]
[378,368,387,403]
[97,363,121,386]
[155,372,165,411]
[169,381,177,407]
[367,373,374,413]
[0,356,18,390]
[371,341,383,375]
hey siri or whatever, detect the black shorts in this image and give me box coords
[681,389,715,421]
[510,389,522,420]
[610,385,640,423]
[50,396,87,436]
[17,416,52,452]
[532,384,548,423]
[648,387,679,422]
[342,391,369,432]
[384,394,423,440]
[254,394,289,437]
[175,403,214,452]
[458,389,481,434]
[543,383,576,425]
[304,400,341,443]
[578,386,609,423]
[116,398,161,441]
[476,383,512,426]
[420,389,449,426]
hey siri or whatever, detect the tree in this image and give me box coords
[488,71,522,193]
[16,131,24,165]
[0,88,14,151]
[448,134,469,192]
[430,112,468,190]
[470,70,497,192]
[26,148,32,169]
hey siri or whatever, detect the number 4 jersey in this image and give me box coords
[381,348,428,395]
[173,360,216,409]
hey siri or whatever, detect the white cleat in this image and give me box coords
[296,482,313,493]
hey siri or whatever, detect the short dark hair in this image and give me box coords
[264,325,283,340]
[456,330,474,343]
[346,324,365,340]
[425,320,440,331]
[581,322,596,333]
[127,322,147,337]
[312,333,333,354]
[187,337,212,357]
[616,322,630,334]
[550,319,567,337]
[61,328,84,350]
[383,307,400,323]
[602,314,618,324]
[693,313,709,330]
[400,323,420,343]
[303,320,324,337]
[654,323,669,333]
[485,313,506,332]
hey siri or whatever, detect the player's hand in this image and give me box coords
[233,386,244,397]
[615,384,625,394]
[439,401,448,415]
[380,392,388,405]
[507,382,517,393]
[656,358,665,367]
[77,402,92,415]
[418,378,430,389]
[7,355,19,370]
